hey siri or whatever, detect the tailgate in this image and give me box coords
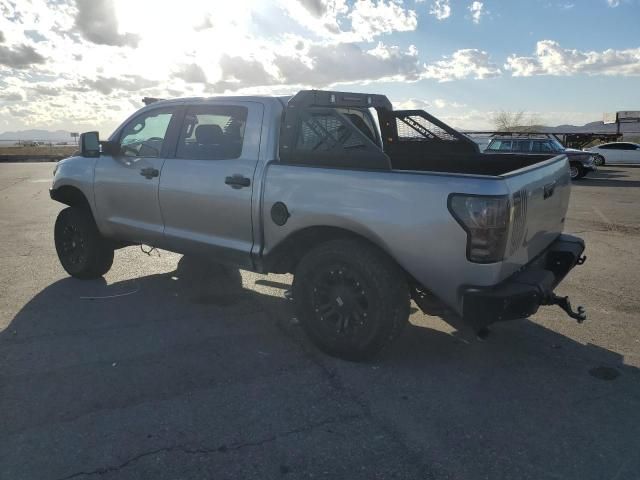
[502,154,571,269]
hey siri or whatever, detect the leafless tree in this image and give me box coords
[492,110,544,132]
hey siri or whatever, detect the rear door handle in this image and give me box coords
[225,174,251,189]
[140,167,159,179]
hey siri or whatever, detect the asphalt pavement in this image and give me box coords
[1,163,639,480]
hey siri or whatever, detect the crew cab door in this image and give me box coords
[158,102,263,269]
[94,106,181,244]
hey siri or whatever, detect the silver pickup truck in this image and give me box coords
[51,90,587,360]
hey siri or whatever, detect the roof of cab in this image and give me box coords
[140,95,292,109]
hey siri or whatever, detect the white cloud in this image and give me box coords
[212,41,422,93]
[349,0,417,41]
[75,0,139,47]
[394,98,467,110]
[505,40,640,77]
[429,0,451,20]
[607,0,620,7]
[422,49,501,81]
[0,43,46,68]
[469,2,484,24]
[281,0,417,41]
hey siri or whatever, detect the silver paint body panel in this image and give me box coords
[52,95,571,314]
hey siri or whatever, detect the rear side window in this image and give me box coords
[532,140,554,153]
[599,144,620,150]
[498,140,512,151]
[487,140,512,151]
[176,105,248,160]
[619,143,638,150]
[512,140,531,152]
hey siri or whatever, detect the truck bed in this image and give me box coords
[386,146,558,176]
[261,152,571,315]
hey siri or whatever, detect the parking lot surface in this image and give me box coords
[1,163,639,480]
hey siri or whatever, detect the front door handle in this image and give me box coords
[140,167,159,179]
[225,174,251,189]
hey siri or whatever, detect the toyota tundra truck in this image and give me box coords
[50,90,587,360]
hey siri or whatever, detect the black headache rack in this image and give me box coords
[279,90,392,170]
[279,90,479,170]
[285,90,393,110]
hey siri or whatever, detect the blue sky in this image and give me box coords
[0,0,638,133]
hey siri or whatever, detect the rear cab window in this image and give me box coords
[281,107,390,170]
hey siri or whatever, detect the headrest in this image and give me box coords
[195,124,223,145]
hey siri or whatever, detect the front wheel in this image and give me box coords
[54,207,114,279]
[593,155,605,167]
[292,239,410,361]
[569,163,584,180]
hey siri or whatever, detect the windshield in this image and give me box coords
[549,138,565,151]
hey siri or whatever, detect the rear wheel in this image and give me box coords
[292,239,409,361]
[569,162,584,180]
[54,207,114,279]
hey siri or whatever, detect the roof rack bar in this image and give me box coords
[142,97,164,106]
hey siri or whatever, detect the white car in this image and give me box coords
[585,142,640,165]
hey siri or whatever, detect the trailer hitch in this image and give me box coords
[544,294,586,323]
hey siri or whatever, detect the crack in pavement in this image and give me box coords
[53,413,363,480]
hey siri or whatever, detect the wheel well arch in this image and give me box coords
[263,225,409,279]
[50,185,92,211]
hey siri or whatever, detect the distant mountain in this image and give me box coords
[0,130,73,142]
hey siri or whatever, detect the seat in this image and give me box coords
[195,124,223,145]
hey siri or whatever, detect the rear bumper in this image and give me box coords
[461,234,585,329]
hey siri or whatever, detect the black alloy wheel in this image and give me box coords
[54,207,114,279]
[292,238,410,361]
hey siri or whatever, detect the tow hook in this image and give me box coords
[544,294,587,323]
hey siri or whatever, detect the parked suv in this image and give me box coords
[485,137,596,180]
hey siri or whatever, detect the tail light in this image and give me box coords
[448,194,511,263]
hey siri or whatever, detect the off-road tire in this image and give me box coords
[54,207,114,279]
[292,239,410,361]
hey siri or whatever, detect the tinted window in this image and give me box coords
[512,140,531,152]
[120,108,174,158]
[619,143,638,150]
[599,144,621,150]
[534,141,555,152]
[176,105,248,160]
[490,140,512,151]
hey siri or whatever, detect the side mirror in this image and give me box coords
[79,131,100,158]
[100,140,122,156]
